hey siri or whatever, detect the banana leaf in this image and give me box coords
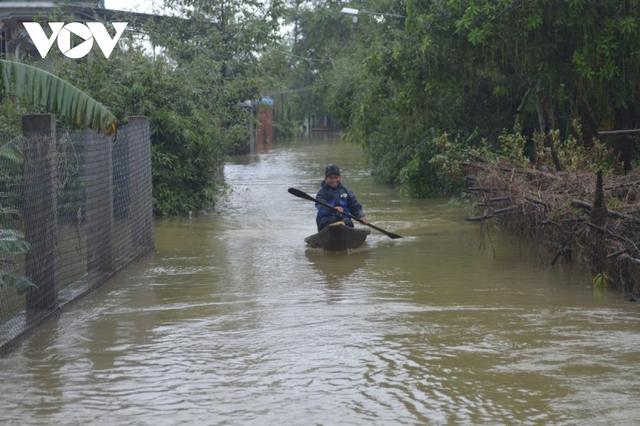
[0,208,20,217]
[0,272,37,295]
[0,140,22,164]
[0,229,31,254]
[0,59,117,134]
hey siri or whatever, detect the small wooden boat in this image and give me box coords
[304,222,370,251]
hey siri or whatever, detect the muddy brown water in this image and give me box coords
[1,137,640,425]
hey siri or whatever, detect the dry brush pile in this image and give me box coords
[464,158,640,298]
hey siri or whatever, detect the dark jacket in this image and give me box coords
[315,181,365,231]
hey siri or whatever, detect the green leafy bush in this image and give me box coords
[399,132,468,197]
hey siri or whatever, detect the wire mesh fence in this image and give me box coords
[0,114,153,351]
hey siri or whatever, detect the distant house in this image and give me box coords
[0,1,156,59]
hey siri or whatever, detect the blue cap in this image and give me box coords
[325,164,340,177]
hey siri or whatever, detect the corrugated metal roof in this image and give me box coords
[0,3,161,22]
[0,1,103,6]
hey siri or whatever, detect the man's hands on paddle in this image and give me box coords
[334,206,369,224]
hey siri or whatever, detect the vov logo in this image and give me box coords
[22,22,128,59]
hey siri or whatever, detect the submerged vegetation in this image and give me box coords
[466,154,640,298]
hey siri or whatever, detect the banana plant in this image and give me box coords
[0,228,36,295]
[0,137,36,294]
[0,59,117,294]
[0,59,117,134]
[0,229,29,254]
[0,273,36,295]
[0,229,35,295]
[0,139,21,163]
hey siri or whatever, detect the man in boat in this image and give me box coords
[316,164,368,231]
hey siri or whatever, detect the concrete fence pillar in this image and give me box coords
[249,106,256,155]
[22,114,57,312]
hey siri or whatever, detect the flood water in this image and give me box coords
[2,137,640,425]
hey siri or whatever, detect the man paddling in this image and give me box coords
[316,164,368,231]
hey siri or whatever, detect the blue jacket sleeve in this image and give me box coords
[347,190,365,219]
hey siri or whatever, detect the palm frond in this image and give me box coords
[0,229,31,254]
[0,140,22,164]
[0,59,117,134]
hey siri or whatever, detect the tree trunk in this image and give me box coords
[535,91,562,172]
[590,170,608,273]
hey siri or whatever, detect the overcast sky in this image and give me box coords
[104,0,162,14]
[104,0,292,38]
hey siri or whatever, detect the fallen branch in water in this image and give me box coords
[571,199,640,224]
[607,248,628,259]
[525,196,550,209]
[621,254,640,266]
[586,222,639,253]
[465,187,497,193]
[464,159,640,298]
[466,206,517,222]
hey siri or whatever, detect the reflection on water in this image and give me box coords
[306,249,371,282]
[1,137,640,425]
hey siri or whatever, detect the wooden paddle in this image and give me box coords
[288,187,403,239]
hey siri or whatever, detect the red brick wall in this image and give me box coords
[257,104,274,147]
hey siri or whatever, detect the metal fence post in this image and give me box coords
[22,113,57,313]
